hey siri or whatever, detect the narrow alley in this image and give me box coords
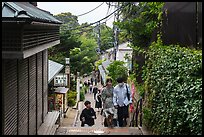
[55,80,143,135]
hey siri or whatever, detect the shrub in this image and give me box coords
[67,91,77,107]
[80,91,85,101]
[106,60,128,86]
[143,41,202,135]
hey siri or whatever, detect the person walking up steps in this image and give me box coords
[80,100,96,127]
[113,76,132,127]
[101,78,117,127]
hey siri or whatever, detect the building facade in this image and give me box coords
[2,2,62,135]
[98,42,133,84]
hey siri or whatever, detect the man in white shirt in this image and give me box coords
[113,77,132,127]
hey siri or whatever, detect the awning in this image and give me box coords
[102,60,111,73]
[48,60,64,83]
[98,65,106,84]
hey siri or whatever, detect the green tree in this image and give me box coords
[106,61,128,86]
[94,58,106,71]
[70,35,98,76]
[48,12,81,64]
[54,12,80,28]
[114,2,164,83]
[115,2,164,49]
[99,24,114,52]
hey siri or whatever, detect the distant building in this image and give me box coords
[2,2,62,135]
[99,42,133,84]
[116,42,133,71]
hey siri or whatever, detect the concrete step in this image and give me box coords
[55,126,143,135]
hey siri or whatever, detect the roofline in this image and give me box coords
[2,18,61,25]
[31,21,61,26]
[2,20,28,24]
[2,2,62,24]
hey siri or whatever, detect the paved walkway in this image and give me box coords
[56,92,142,135]
[54,75,150,135]
[74,93,104,128]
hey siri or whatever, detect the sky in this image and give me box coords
[37,2,115,28]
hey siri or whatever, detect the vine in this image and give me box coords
[142,41,202,135]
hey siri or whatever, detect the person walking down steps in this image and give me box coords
[80,101,96,127]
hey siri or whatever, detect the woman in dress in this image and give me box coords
[95,89,102,112]
[101,78,117,127]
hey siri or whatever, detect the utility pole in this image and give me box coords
[114,2,120,60]
[76,72,80,102]
[97,21,101,53]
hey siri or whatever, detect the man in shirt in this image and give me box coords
[113,77,132,127]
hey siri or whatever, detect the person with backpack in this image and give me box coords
[113,76,132,127]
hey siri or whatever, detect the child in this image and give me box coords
[80,100,96,127]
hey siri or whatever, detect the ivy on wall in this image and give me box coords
[142,40,202,135]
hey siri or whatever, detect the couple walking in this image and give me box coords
[101,77,132,127]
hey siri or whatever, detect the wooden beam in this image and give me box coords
[2,40,60,59]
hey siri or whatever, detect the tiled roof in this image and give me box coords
[48,60,64,83]
[2,2,62,24]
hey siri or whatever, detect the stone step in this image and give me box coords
[55,127,143,135]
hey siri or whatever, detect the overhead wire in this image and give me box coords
[106,2,118,7]
[71,21,107,35]
[66,2,130,31]
[76,2,104,17]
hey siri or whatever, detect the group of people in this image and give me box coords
[80,76,132,128]
[83,77,98,94]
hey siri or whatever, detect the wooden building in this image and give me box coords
[2,2,62,135]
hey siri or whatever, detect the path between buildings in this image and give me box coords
[55,76,148,135]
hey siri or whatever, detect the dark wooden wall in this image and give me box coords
[161,2,202,49]
[2,50,48,135]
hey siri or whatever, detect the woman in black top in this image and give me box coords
[92,86,98,100]
[95,90,102,112]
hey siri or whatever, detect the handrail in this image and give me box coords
[129,96,142,127]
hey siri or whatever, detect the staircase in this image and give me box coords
[55,127,143,135]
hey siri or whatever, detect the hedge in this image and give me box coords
[67,91,77,107]
[142,41,202,135]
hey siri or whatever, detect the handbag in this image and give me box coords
[126,84,130,101]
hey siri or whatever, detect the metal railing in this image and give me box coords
[129,96,142,127]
